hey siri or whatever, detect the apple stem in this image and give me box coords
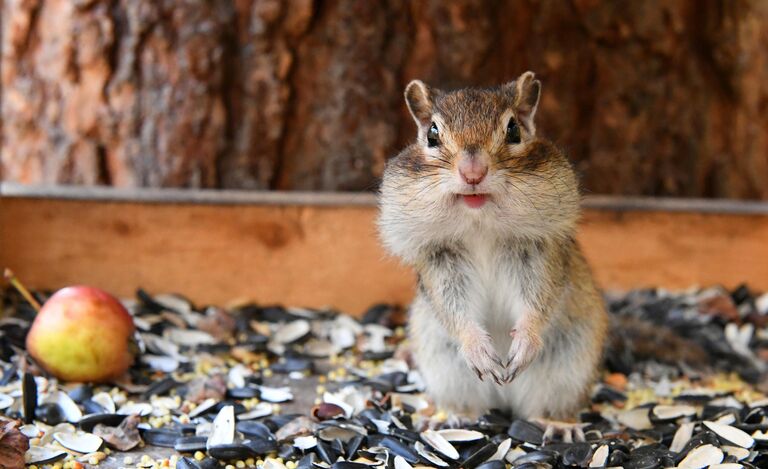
[3,268,42,312]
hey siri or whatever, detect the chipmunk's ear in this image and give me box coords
[509,71,541,132]
[404,80,434,127]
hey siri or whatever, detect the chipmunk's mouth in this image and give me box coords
[458,194,489,209]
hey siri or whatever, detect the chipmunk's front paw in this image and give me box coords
[460,334,504,385]
[504,329,540,383]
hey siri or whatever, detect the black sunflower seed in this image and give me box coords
[176,457,202,469]
[511,449,558,466]
[346,435,364,459]
[315,439,339,465]
[245,437,279,455]
[227,386,260,399]
[460,441,497,469]
[296,453,317,469]
[474,460,505,469]
[507,419,544,445]
[140,429,182,447]
[67,384,93,403]
[369,436,419,464]
[331,463,371,469]
[562,442,593,467]
[174,436,208,453]
[237,421,275,440]
[143,376,179,398]
[209,444,256,461]
[271,357,313,374]
[21,372,37,425]
[36,402,66,425]
[78,413,127,432]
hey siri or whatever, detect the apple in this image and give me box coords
[26,286,135,382]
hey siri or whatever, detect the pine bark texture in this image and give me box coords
[2,0,767,198]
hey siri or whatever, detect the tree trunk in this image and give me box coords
[2,0,767,198]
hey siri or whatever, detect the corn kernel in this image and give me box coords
[194,451,206,461]
[263,369,273,378]
[246,458,255,466]
[226,465,235,469]
[236,461,246,468]
[286,461,297,469]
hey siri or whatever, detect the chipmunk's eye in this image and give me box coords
[506,119,521,144]
[427,122,440,147]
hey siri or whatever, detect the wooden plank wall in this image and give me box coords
[2,186,768,314]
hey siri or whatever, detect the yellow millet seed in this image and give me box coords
[194,451,206,461]
[263,369,273,378]
[236,461,246,468]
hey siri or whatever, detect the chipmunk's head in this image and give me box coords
[379,72,579,252]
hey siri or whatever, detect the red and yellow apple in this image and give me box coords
[26,286,135,382]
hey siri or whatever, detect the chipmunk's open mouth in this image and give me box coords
[458,194,489,208]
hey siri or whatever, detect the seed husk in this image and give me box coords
[678,444,724,468]
[704,421,755,449]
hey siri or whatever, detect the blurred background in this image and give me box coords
[1,0,767,199]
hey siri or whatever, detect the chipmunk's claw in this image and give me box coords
[504,328,539,384]
[462,334,506,386]
[534,419,587,444]
[503,368,520,384]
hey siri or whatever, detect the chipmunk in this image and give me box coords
[378,72,609,433]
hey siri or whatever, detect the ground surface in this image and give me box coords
[1,286,768,468]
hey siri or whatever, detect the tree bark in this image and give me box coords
[2,0,767,198]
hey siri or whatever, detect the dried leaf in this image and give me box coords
[185,374,227,404]
[93,414,142,452]
[0,419,29,469]
[197,307,236,341]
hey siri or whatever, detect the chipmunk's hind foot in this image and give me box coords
[533,419,587,444]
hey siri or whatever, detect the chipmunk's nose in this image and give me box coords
[458,147,488,186]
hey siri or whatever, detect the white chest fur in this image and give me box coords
[462,237,529,349]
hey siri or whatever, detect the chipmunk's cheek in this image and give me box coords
[461,194,488,208]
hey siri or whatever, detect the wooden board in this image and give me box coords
[2,185,768,314]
